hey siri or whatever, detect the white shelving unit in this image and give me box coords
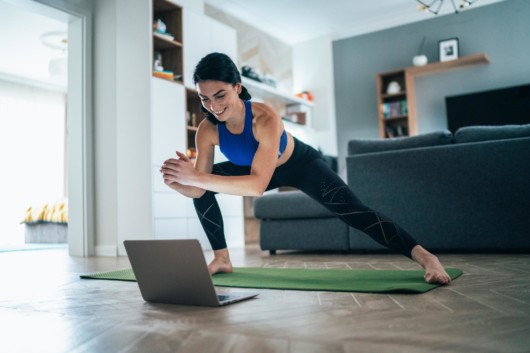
[242,77,313,108]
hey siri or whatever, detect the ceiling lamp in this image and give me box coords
[40,31,68,82]
[416,0,479,15]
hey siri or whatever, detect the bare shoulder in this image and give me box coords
[250,102,283,141]
[251,101,279,121]
[196,118,219,146]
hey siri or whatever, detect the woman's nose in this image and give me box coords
[210,102,220,112]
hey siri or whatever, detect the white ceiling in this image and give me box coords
[0,0,67,87]
[205,0,507,45]
[0,0,507,86]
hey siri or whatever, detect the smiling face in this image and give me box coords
[197,80,243,123]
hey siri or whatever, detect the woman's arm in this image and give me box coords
[161,119,216,198]
[161,157,205,199]
[162,103,284,197]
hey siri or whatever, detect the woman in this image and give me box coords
[160,53,451,285]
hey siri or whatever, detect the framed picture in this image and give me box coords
[439,38,459,62]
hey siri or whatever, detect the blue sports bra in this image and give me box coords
[218,100,288,166]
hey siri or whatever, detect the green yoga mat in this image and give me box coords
[81,267,462,294]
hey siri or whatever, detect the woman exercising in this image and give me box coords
[160,52,451,285]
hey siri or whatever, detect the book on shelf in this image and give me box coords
[385,124,409,138]
[381,100,408,118]
[153,70,174,80]
[153,31,174,41]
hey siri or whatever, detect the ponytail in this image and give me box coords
[239,85,251,101]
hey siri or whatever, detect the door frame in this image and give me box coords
[4,0,95,256]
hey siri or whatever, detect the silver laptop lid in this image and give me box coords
[124,239,221,306]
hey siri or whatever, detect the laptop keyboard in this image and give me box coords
[218,294,238,302]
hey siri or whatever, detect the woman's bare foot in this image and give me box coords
[208,248,233,275]
[411,245,452,285]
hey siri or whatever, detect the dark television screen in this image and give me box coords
[445,83,530,133]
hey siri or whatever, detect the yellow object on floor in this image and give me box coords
[22,200,68,224]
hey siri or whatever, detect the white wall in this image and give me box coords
[94,0,153,256]
[171,0,203,14]
[115,0,153,256]
[292,36,338,156]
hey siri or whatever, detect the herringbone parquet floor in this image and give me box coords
[1,246,529,353]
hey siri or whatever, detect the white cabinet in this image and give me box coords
[151,77,186,165]
[183,9,238,89]
[151,77,188,241]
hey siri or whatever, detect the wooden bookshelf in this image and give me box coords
[377,53,490,138]
[152,0,183,83]
[377,69,409,138]
[241,77,314,108]
[185,88,205,158]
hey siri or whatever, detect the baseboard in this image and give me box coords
[95,245,118,257]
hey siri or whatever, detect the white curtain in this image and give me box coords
[0,80,66,245]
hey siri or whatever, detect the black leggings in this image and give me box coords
[193,138,419,258]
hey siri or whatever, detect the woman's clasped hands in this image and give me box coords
[160,151,197,188]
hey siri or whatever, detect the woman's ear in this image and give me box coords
[234,82,242,95]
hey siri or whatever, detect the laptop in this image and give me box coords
[123,239,258,307]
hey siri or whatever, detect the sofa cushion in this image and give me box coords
[454,124,530,143]
[348,130,453,155]
[254,191,335,219]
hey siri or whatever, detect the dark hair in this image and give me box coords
[193,52,251,125]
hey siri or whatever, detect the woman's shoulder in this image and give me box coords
[197,118,219,144]
[250,101,278,122]
[249,101,283,141]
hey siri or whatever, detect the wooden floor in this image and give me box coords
[1,245,529,353]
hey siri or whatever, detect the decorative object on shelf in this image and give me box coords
[412,36,428,67]
[295,91,314,102]
[416,0,479,15]
[241,66,278,88]
[153,18,174,40]
[153,51,164,71]
[284,103,311,125]
[261,74,277,88]
[413,55,428,66]
[241,65,262,83]
[439,37,459,62]
[386,81,401,95]
[385,124,408,138]
[153,18,166,33]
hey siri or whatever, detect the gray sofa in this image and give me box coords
[255,125,530,254]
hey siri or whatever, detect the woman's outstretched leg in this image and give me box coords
[291,158,451,284]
